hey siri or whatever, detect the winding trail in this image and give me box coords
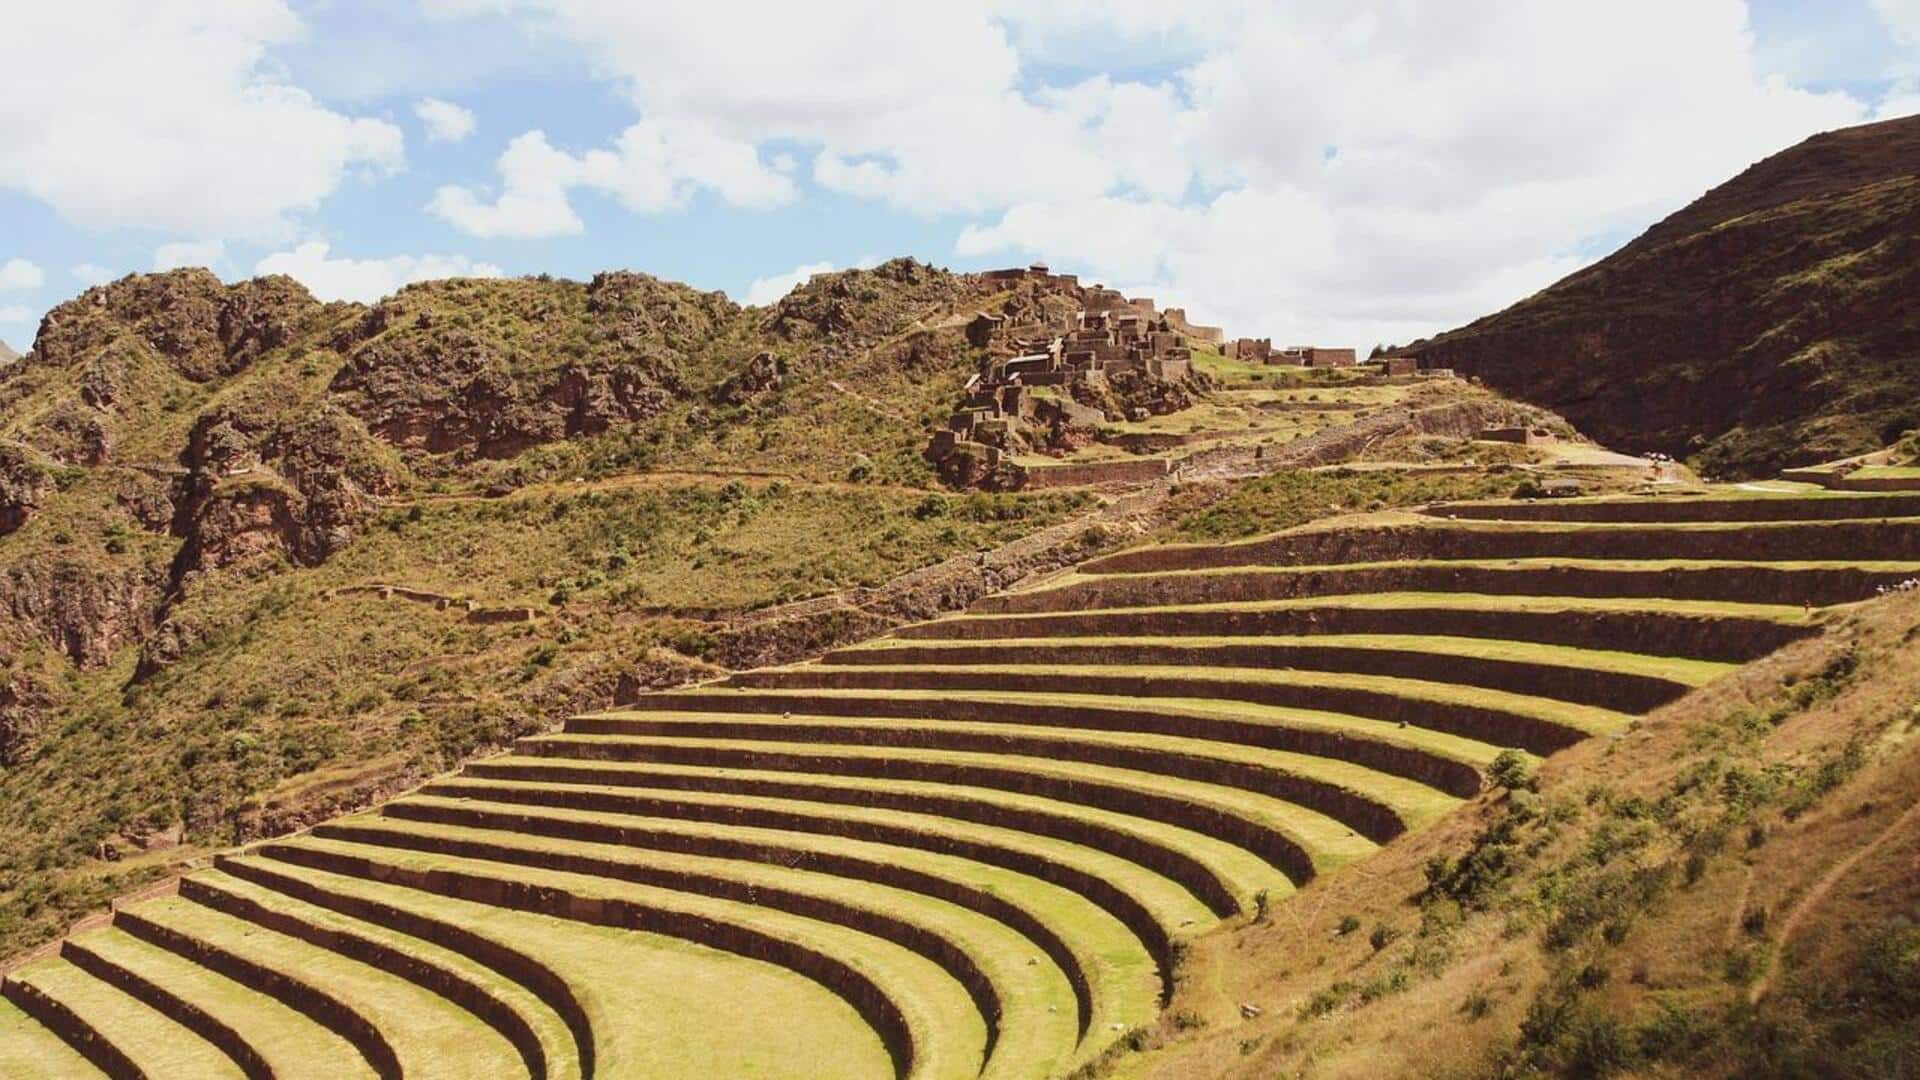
[1749,794,1920,1003]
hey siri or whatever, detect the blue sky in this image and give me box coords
[2,1,1915,355]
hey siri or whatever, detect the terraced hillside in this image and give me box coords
[8,489,1920,1078]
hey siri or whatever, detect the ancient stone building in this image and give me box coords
[926,267,1211,486]
[1273,345,1358,368]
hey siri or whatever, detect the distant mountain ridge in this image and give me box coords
[0,339,18,364]
[1400,114,1920,477]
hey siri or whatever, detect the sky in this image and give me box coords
[1,1,1916,357]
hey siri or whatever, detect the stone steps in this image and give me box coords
[711,665,1626,752]
[892,596,1812,664]
[369,794,1162,1070]
[519,728,1377,886]
[177,869,557,1080]
[460,757,1266,919]
[1080,518,1920,574]
[582,691,1495,797]
[1422,492,1920,523]
[975,559,1920,613]
[291,816,1084,1080]
[257,834,989,1080]
[207,853,590,1080]
[218,851,898,1080]
[821,635,1721,712]
[16,490,1909,1077]
[3,950,245,1079]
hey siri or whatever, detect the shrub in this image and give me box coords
[1490,750,1535,791]
[1370,923,1401,952]
[1336,914,1362,936]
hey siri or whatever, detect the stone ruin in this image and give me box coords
[1271,345,1358,368]
[927,267,1210,486]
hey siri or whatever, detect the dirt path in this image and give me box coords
[1749,794,1920,1003]
[827,379,915,423]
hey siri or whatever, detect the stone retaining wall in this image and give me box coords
[260,842,919,1080]
[825,641,1688,713]
[460,759,1239,919]
[891,605,1813,664]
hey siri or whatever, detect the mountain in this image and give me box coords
[0,260,1107,956]
[1399,114,1920,478]
[0,340,17,364]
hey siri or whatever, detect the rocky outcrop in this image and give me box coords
[167,403,402,580]
[1397,115,1920,477]
[326,273,719,459]
[25,270,333,383]
[0,441,51,535]
[1,557,156,668]
[711,350,787,406]
[0,666,55,766]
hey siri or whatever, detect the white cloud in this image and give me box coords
[415,97,477,142]
[254,240,503,303]
[963,1,1867,347]
[0,259,43,290]
[154,240,227,272]
[1873,0,1920,42]
[0,3,404,239]
[0,306,32,324]
[425,2,1868,348]
[71,263,116,287]
[744,260,835,306]
[431,118,796,237]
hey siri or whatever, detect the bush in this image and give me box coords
[1337,914,1362,936]
[1490,750,1535,791]
[1370,923,1401,952]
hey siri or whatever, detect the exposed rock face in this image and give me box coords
[0,441,50,535]
[1399,114,1920,477]
[27,270,331,383]
[712,350,787,406]
[327,273,720,458]
[1,557,156,668]
[0,666,55,766]
[169,401,402,579]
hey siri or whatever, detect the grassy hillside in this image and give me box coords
[1399,114,1920,478]
[1089,586,1920,1079]
[0,260,1097,960]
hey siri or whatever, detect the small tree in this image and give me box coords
[1490,750,1535,792]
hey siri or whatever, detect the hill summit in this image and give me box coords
[1399,113,1920,478]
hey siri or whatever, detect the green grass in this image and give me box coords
[135,892,524,1080]
[0,993,100,1079]
[718,663,1623,738]
[391,788,1162,1057]
[1162,469,1534,542]
[345,799,1113,1068]
[68,925,371,1080]
[834,633,1736,687]
[533,723,1392,870]
[416,771,1216,951]
[929,590,1816,623]
[1053,556,1920,584]
[231,849,898,1080]
[329,809,1088,1078]
[5,954,248,1078]
[187,867,578,1079]
[627,686,1507,780]
[457,757,1261,919]
[0,479,1095,963]
[273,833,985,1080]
